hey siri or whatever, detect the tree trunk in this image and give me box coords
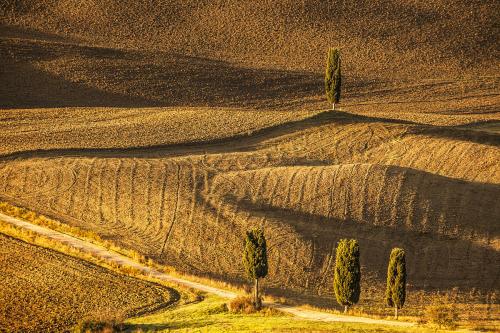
[394,306,398,320]
[344,305,348,313]
[254,278,260,309]
[332,102,336,111]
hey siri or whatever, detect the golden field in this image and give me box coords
[0,233,175,332]
[0,0,498,330]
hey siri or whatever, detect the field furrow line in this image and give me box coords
[343,164,359,222]
[399,138,425,170]
[437,183,452,235]
[55,161,79,215]
[160,161,181,255]
[0,165,10,192]
[434,143,458,176]
[145,160,153,226]
[449,143,478,180]
[97,160,106,224]
[157,162,168,231]
[293,168,309,208]
[187,163,198,226]
[338,124,375,160]
[359,164,373,222]
[389,169,408,227]
[113,159,123,226]
[317,243,336,294]
[129,159,138,223]
[298,126,344,157]
[21,165,29,194]
[326,165,341,220]
[80,158,97,220]
[424,140,453,175]
[373,166,389,226]
[253,169,271,202]
[308,167,327,216]
[405,170,426,231]
[47,165,65,214]
[266,172,281,207]
[67,161,84,214]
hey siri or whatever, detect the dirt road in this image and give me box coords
[0,212,413,327]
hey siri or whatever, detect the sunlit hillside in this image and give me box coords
[0,0,498,330]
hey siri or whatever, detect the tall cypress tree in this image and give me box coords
[385,248,406,319]
[325,47,341,110]
[333,239,361,313]
[243,228,268,309]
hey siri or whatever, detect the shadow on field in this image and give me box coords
[0,110,407,160]
[202,200,500,310]
[2,108,498,161]
[0,59,154,108]
[0,31,323,109]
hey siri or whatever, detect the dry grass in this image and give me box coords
[0,232,175,332]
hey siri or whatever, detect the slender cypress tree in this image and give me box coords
[385,248,406,319]
[243,228,268,309]
[333,239,361,313]
[325,47,341,110]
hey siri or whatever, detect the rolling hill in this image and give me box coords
[0,0,498,318]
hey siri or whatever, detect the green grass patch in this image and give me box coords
[126,295,450,332]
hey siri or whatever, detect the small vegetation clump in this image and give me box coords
[424,303,459,329]
[228,296,258,314]
[73,318,125,333]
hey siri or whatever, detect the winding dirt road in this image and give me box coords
[0,212,413,327]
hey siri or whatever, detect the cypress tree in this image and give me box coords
[325,47,341,110]
[333,239,361,313]
[385,248,406,319]
[243,228,268,309]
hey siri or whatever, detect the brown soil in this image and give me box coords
[0,233,176,332]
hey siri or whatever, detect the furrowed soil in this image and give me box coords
[0,0,498,326]
[0,233,176,332]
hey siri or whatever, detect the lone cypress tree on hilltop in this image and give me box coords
[325,47,341,110]
[333,239,361,313]
[386,248,406,319]
[243,228,268,309]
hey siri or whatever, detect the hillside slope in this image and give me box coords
[1,0,499,124]
[0,0,498,315]
[2,0,499,77]
[0,118,498,298]
[0,233,175,332]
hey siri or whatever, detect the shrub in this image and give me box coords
[73,320,125,333]
[205,303,229,315]
[74,310,126,333]
[424,303,459,329]
[228,296,258,314]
